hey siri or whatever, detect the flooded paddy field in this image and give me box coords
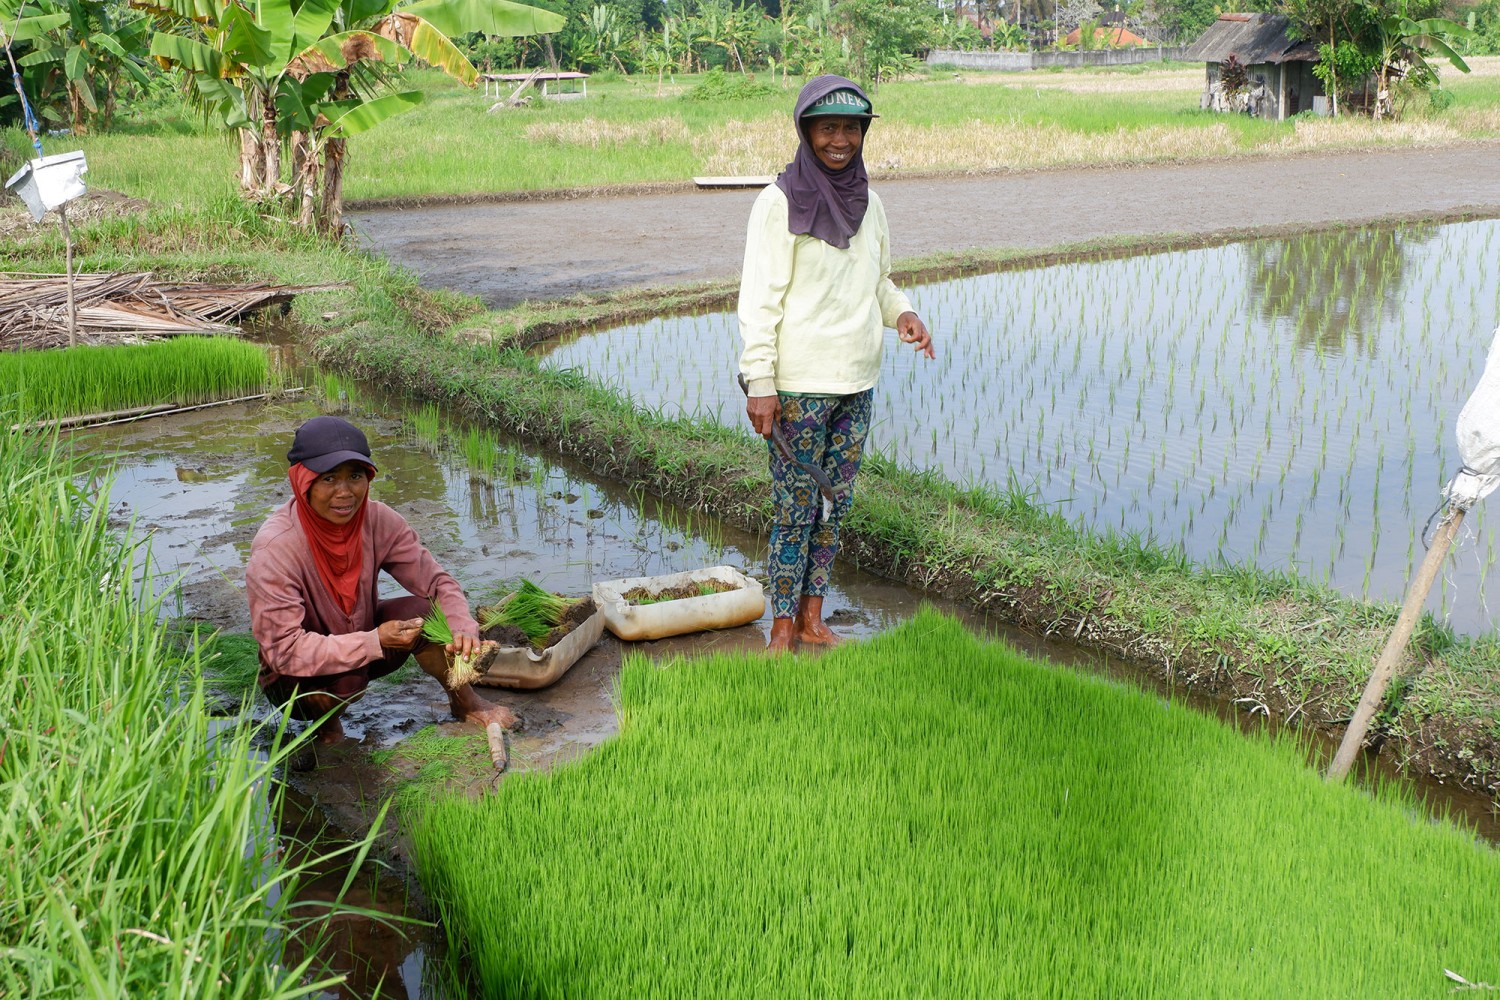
[71,387,1124,995]
[75,370,1500,994]
[538,218,1500,635]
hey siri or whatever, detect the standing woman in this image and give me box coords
[738,75,935,653]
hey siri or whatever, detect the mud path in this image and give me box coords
[352,142,1500,308]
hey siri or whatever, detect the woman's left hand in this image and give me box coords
[897,311,935,359]
[449,632,481,659]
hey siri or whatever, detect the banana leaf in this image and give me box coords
[319,89,422,137]
[287,28,408,77]
[148,32,226,76]
[401,0,564,38]
[379,14,476,85]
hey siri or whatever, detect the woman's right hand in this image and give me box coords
[747,394,782,440]
[378,617,424,652]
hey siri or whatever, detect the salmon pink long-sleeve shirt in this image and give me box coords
[246,499,478,688]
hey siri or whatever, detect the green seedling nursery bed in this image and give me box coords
[409,610,1500,997]
[0,336,269,422]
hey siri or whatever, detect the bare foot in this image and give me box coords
[449,685,518,730]
[313,716,347,745]
[795,618,842,646]
[766,617,797,654]
[793,595,841,646]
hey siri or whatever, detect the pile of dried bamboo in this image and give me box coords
[0,272,343,351]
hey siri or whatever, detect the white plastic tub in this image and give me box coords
[592,565,765,642]
[5,151,88,222]
[472,595,604,690]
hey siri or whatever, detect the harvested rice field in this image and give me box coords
[410,611,1500,997]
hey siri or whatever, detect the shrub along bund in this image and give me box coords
[0,425,382,996]
[409,611,1500,998]
[315,295,1500,800]
[0,336,270,422]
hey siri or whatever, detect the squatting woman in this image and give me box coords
[246,416,514,743]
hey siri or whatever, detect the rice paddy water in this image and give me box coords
[70,360,1500,994]
[537,218,1500,635]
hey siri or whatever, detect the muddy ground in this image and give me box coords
[352,141,1500,308]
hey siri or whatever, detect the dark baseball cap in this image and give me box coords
[287,416,377,475]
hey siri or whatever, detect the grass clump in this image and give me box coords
[409,611,1500,997]
[680,68,778,102]
[0,423,376,995]
[0,336,269,422]
[481,580,571,643]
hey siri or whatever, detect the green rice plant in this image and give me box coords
[405,403,444,453]
[409,610,1500,997]
[462,426,500,477]
[0,422,382,995]
[0,337,269,422]
[372,724,490,805]
[422,598,478,688]
[480,580,570,643]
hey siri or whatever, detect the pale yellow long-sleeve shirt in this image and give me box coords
[737,184,913,397]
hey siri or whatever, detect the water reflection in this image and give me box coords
[1245,224,1437,357]
[535,218,1500,634]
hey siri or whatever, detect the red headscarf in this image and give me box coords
[288,462,372,615]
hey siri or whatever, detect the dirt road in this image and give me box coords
[352,141,1500,308]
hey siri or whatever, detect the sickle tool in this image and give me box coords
[738,373,837,521]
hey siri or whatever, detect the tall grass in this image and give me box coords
[410,610,1500,996]
[0,424,375,996]
[0,336,270,421]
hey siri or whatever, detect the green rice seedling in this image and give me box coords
[422,598,478,688]
[408,611,1500,997]
[462,426,500,478]
[1,421,381,995]
[481,580,571,644]
[322,372,348,412]
[0,337,269,422]
[405,404,444,453]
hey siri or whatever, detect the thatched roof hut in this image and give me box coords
[1184,13,1323,120]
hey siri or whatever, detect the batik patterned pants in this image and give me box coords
[767,390,873,619]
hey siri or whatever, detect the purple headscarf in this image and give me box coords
[774,75,875,250]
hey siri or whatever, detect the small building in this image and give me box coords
[1063,24,1149,48]
[1183,13,1323,121]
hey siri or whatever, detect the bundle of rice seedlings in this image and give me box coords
[481,581,571,644]
[422,599,479,688]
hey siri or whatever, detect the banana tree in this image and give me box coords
[133,0,562,231]
[1371,7,1471,119]
[2,0,153,132]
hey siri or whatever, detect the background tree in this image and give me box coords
[1,0,154,132]
[134,0,562,232]
[829,0,937,87]
[1283,0,1447,114]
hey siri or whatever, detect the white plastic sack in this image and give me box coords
[4,150,88,222]
[1449,326,1500,508]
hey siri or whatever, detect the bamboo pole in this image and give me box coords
[486,721,509,792]
[57,203,77,348]
[1326,506,1466,782]
[8,388,304,434]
